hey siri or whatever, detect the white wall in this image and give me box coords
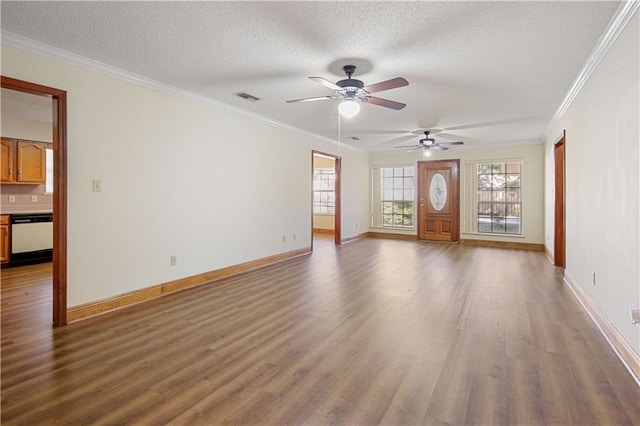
[1,117,52,142]
[544,11,639,354]
[1,44,370,307]
[341,151,371,236]
[370,143,545,244]
[1,110,54,212]
[1,88,53,142]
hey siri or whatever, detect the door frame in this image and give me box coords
[554,131,566,267]
[417,159,460,242]
[311,151,341,246]
[2,76,67,326]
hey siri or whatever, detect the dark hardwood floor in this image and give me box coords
[2,239,639,425]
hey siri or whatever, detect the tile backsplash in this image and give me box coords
[1,184,53,213]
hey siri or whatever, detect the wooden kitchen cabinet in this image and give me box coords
[0,139,14,182]
[1,215,9,264]
[1,138,47,184]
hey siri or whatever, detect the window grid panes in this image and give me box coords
[477,161,521,234]
[381,167,414,228]
[313,167,335,214]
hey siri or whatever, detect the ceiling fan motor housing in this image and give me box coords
[337,78,366,99]
[336,65,368,99]
[336,79,364,89]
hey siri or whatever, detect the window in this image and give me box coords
[45,147,54,194]
[313,167,335,214]
[477,161,521,234]
[372,166,415,228]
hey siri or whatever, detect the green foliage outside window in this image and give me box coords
[477,161,521,234]
[381,167,414,228]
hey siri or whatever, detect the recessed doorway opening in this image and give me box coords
[312,151,341,248]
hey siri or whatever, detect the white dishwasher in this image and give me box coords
[10,213,53,266]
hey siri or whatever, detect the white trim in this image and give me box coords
[564,271,640,387]
[370,226,417,231]
[546,1,640,136]
[1,31,365,154]
[461,232,526,239]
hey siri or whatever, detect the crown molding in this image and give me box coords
[546,1,639,137]
[1,31,364,155]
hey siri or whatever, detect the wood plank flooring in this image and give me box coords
[2,239,639,425]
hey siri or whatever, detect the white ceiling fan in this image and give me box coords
[286,65,408,117]
[394,130,464,153]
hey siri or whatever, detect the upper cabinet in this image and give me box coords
[1,138,47,184]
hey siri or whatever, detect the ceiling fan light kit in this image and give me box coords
[287,65,408,116]
[338,99,360,118]
[395,131,464,154]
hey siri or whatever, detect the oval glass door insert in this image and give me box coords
[429,173,447,211]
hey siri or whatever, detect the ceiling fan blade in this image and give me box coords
[364,77,409,94]
[404,147,423,153]
[309,77,342,91]
[438,141,464,145]
[394,144,421,149]
[366,96,406,110]
[347,129,411,135]
[432,145,448,151]
[377,135,415,147]
[286,95,337,103]
[436,132,466,140]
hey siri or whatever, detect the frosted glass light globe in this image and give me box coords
[339,100,360,118]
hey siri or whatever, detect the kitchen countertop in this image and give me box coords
[1,210,53,215]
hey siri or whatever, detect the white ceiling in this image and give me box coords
[0,1,620,152]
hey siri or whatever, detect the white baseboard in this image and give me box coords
[563,271,640,386]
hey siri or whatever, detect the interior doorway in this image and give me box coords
[554,131,566,267]
[312,151,341,247]
[1,76,67,325]
[417,159,460,242]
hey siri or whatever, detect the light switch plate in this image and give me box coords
[31,195,38,202]
[8,195,15,203]
[630,304,640,325]
[92,179,102,192]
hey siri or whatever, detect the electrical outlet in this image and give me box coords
[592,272,596,286]
[31,195,38,202]
[630,304,640,325]
[170,255,177,266]
[8,195,15,203]
[92,179,102,192]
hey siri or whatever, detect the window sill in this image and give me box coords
[371,226,416,231]
[461,232,525,239]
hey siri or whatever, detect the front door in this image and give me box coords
[418,159,460,242]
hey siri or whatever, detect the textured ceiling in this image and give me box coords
[0,1,620,152]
